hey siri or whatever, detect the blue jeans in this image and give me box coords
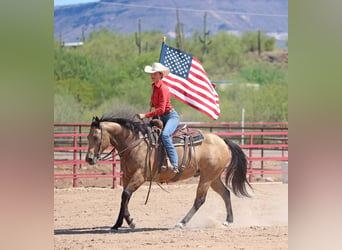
[160,110,179,167]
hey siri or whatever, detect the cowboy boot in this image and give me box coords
[160,157,171,171]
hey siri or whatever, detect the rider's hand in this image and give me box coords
[138,113,146,120]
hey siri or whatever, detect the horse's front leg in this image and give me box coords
[111,171,145,231]
[123,193,136,229]
[111,189,132,230]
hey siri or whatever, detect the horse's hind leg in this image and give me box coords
[176,181,211,228]
[210,176,233,224]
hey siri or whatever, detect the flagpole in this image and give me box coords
[159,36,166,62]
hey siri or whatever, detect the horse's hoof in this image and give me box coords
[129,219,136,229]
[222,221,230,227]
[110,227,119,232]
[174,222,185,229]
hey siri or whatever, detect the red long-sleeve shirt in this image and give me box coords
[145,80,173,118]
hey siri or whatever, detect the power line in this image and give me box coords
[101,2,288,18]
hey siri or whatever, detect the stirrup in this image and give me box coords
[160,158,171,171]
[171,166,179,173]
[160,165,168,171]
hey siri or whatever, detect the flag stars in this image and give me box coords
[161,45,192,79]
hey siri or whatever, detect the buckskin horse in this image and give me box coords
[85,115,252,231]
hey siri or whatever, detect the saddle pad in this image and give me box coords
[172,128,205,146]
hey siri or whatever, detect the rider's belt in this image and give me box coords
[163,108,175,115]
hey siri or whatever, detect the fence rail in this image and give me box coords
[54,122,288,188]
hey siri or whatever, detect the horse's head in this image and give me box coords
[85,116,111,165]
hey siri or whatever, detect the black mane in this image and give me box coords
[92,115,150,138]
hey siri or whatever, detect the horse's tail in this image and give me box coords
[224,138,253,198]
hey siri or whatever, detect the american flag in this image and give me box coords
[159,42,220,120]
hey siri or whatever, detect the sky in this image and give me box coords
[54,0,99,6]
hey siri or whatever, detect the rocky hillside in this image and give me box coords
[54,0,288,42]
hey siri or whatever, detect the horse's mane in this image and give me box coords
[92,115,150,138]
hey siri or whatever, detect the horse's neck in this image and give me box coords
[102,122,135,150]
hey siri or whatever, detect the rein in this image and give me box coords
[98,125,146,161]
[99,140,142,160]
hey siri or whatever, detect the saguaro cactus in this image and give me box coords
[59,32,63,47]
[199,12,211,60]
[82,27,85,42]
[258,29,261,56]
[135,18,142,55]
[175,8,185,51]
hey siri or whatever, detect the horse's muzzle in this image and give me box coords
[85,154,99,165]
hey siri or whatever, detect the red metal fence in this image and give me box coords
[54,122,288,188]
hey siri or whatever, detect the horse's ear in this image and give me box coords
[91,116,100,128]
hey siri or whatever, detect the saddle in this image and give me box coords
[148,119,204,179]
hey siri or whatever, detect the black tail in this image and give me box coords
[224,138,253,197]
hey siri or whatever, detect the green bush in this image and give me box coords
[241,30,276,52]
[238,63,287,85]
[54,87,84,123]
[216,83,287,122]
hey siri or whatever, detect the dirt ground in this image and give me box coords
[54,181,288,249]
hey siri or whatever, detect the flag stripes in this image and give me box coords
[159,43,220,119]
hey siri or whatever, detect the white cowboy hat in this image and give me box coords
[144,62,170,76]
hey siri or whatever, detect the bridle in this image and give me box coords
[96,124,146,161]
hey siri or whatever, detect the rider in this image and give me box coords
[138,62,180,173]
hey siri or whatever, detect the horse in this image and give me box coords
[85,115,252,231]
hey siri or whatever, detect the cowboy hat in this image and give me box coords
[144,62,170,76]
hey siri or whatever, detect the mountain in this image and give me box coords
[54,0,288,43]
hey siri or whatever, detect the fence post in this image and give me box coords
[248,135,253,182]
[261,127,264,177]
[78,125,82,170]
[73,125,77,187]
[281,123,286,158]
